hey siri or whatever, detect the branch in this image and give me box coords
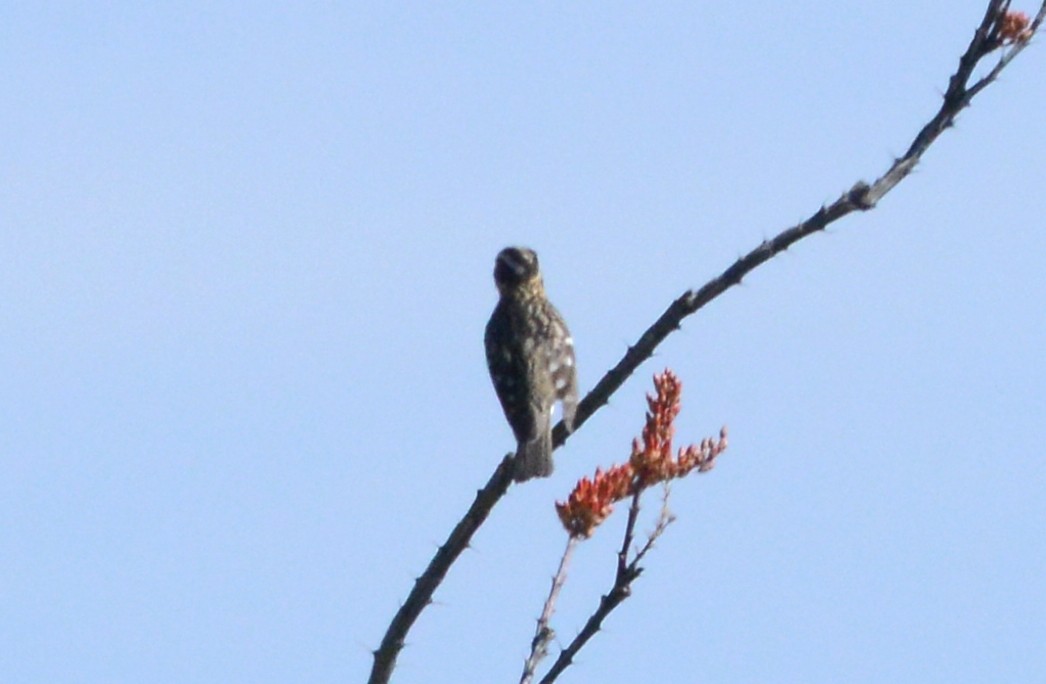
[539,372,722,683]
[631,485,676,570]
[368,4,1040,682]
[539,487,676,684]
[368,456,514,684]
[537,492,643,684]
[550,0,1042,447]
[520,537,579,684]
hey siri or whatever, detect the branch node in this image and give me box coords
[848,181,875,210]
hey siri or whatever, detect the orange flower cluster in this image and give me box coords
[555,370,728,538]
[554,463,633,538]
[999,10,1032,44]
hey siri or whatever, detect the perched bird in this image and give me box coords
[485,247,579,481]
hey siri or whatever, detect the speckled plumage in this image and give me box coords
[485,247,578,481]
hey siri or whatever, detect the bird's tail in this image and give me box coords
[514,430,553,481]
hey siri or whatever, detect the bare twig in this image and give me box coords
[617,489,643,576]
[368,4,1041,682]
[632,485,676,569]
[520,537,579,684]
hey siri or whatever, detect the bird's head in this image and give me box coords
[493,246,543,296]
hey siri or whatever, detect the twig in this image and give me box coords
[537,490,644,684]
[368,4,1041,682]
[520,537,579,684]
[617,489,643,576]
[633,485,676,569]
[539,485,677,684]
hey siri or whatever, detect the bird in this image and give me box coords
[485,246,579,482]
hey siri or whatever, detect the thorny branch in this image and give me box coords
[367,4,1041,682]
[536,371,724,683]
[552,1,1042,448]
[538,488,677,684]
[368,456,515,684]
[519,537,579,684]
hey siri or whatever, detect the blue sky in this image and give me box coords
[3,2,1045,682]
